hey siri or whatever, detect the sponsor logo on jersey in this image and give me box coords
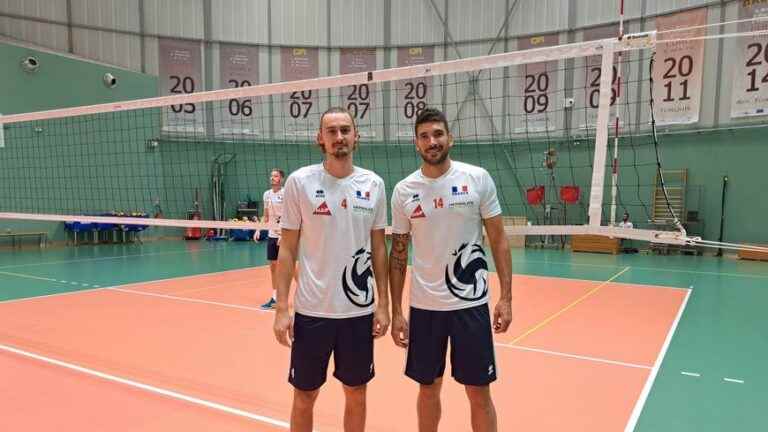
[449,200,475,209]
[410,204,426,219]
[342,248,374,307]
[445,243,488,301]
[355,190,371,201]
[451,185,469,196]
[352,204,374,215]
[315,189,325,198]
[313,201,332,216]
[409,193,421,203]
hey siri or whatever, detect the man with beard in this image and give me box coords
[273,107,390,432]
[389,107,513,431]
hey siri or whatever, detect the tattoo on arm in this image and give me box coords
[390,233,410,271]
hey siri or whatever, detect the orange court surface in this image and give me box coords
[0,265,688,431]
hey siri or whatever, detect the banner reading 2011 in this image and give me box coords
[653,8,707,125]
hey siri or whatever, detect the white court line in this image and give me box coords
[0,270,60,283]
[111,288,272,313]
[512,270,691,292]
[495,343,652,370]
[0,343,289,429]
[0,246,223,270]
[0,265,268,305]
[723,378,744,384]
[680,371,700,377]
[513,259,768,280]
[624,287,692,432]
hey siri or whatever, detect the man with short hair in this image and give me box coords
[273,107,390,432]
[260,168,285,310]
[389,107,513,432]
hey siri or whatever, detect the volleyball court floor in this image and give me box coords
[0,241,765,431]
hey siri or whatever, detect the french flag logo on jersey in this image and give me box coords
[313,201,332,216]
[410,204,426,219]
[452,185,469,196]
[356,190,371,201]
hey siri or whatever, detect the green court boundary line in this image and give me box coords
[623,288,692,432]
[0,343,291,429]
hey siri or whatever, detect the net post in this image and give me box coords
[588,40,616,227]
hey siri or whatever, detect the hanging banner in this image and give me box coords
[395,46,434,137]
[653,8,707,125]
[515,34,559,133]
[731,1,768,118]
[281,47,319,137]
[340,48,377,137]
[217,44,260,137]
[158,38,204,134]
[577,25,622,130]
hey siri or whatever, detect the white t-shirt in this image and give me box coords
[263,188,284,238]
[618,220,634,229]
[281,164,387,318]
[391,161,502,312]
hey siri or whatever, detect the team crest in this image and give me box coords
[342,248,374,307]
[445,243,488,301]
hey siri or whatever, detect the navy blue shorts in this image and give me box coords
[266,237,279,261]
[289,312,375,391]
[406,304,497,386]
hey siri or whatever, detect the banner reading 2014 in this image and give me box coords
[731,1,768,118]
[653,8,707,125]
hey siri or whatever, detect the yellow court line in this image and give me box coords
[509,266,631,345]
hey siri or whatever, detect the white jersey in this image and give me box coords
[391,161,502,312]
[263,188,284,238]
[281,164,387,318]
